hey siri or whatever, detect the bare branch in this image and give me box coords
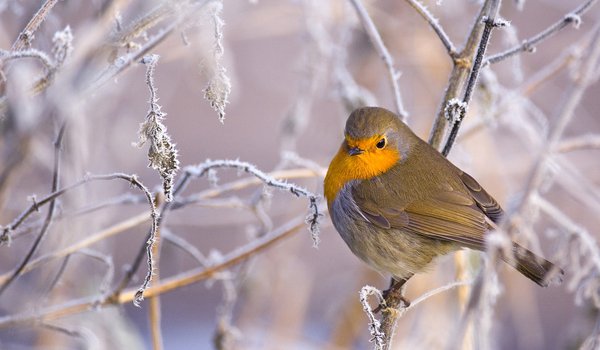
[428,0,494,148]
[0,172,158,305]
[404,0,456,56]
[442,3,504,156]
[485,0,599,65]
[0,213,315,329]
[11,0,59,51]
[348,0,409,121]
[184,159,322,246]
[137,54,180,202]
[359,286,386,350]
[557,134,600,152]
[0,123,66,296]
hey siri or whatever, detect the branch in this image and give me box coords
[0,213,315,329]
[0,172,159,305]
[359,286,386,350]
[516,26,600,207]
[0,168,321,285]
[0,123,65,296]
[348,0,409,121]
[148,227,164,350]
[557,134,600,152]
[428,0,493,148]
[404,0,456,56]
[183,160,322,246]
[11,0,59,51]
[485,0,599,65]
[442,4,504,156]
[136,54,180,202]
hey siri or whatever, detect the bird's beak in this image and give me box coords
[348,147,364,156]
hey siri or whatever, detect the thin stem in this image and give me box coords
[517,27,600,208]
[442,1,502,156]
[0,212,149,285]
[148,226,163,350]
[485,0,599,65]
[11,0,59,51]
[43,255,71,297]
[404,0,456,56]
[0,123,66,296]
[348,0,409,121]
[0,168,320,285]
[0,172,158,303]
[557,134,600,152]
[0,214,314,329]
[428,0,493,149]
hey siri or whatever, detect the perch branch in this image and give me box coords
[442,2,503,156]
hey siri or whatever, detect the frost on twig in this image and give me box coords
[444,98,467,125]
[348,0,408,121]
[184,159,322,246]
[359,285,386,350]
[136,54,180,202]
[202,1,231,123]
[51,26,73,67]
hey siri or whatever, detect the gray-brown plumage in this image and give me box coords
[325,107,563,287]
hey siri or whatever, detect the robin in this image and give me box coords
[324,107,563,301]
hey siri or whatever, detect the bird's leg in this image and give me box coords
[375,276,412,313]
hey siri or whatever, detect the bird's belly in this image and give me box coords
[331,197,456,279]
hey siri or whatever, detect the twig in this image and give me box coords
[162,229,208,266]
[557,134,600,153]
[348,0,409,121]
[90,23,177,92]
[42,323,84,340]
[173,168,324,209]
[0,172,158,305]
[404,0,456,56]
[519,46,581,97]
[0,49,55,71]
[43,255,71,298]
[442,2,503,156]
[428,0,493,148]
[359,286,386,350]
[515,26,600,207]
[109,4,175,49]
[11,0,60,51]
[137,54,179,202]
[0,213,316,329]
[90,0,212,94]
[407,279,473,311]
[485,0,599,65]
[379,290,408,350]
[77,249,115,296]
[0,168,321,285]
[148,225,164,350]
[184,160,322,246]
[0,123,66,296]
[0,212,149,285]
[533,195,600,270]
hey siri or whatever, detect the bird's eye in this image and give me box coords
[376,138,386,149]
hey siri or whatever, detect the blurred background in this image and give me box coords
[0,0,599,349]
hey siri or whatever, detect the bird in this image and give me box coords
[324,106,563,301]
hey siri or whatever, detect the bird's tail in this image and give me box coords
[501,243,564,287]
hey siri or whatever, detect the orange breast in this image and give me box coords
[324,144,400,206]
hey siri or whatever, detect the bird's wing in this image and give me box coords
[458,171,504,223]
[352,186,488,250]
